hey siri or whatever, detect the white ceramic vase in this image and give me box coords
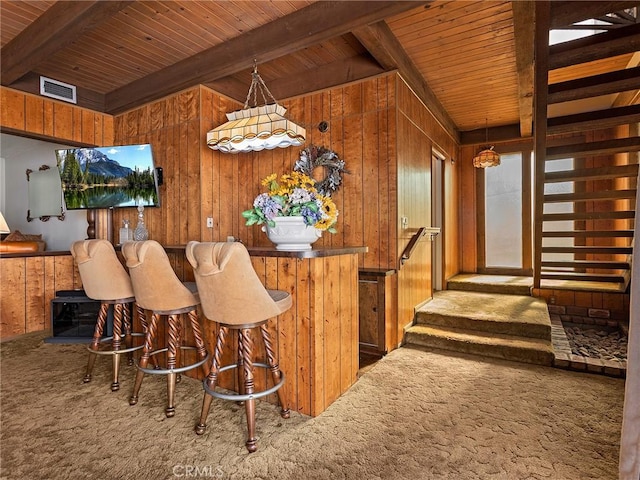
[263,216,321,251]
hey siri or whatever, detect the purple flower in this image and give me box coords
[254,193,282,220]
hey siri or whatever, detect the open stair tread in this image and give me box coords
[540,271,626,282]
[540,260,630,269]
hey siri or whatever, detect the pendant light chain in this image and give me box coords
[243,62,278,109]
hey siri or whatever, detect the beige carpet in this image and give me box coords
[0,333,625,480]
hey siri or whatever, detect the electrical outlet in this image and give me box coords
[206,217,213,228]
[401,216,409,229]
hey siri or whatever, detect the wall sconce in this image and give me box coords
[26,165,65,222]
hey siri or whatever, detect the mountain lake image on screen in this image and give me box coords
[56,144,160,210]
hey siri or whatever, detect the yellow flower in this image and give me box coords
[321,197,338,219]
[261,173,277,186]
[275,186,292,197]
[315,218,333,231]
[246,170,339,233]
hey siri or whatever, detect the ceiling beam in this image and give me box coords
[549,22,640,70]
[1,1,133,85]
[210,54,386,106]
[459,124,524,145]
[550,1,640,29]
[352,21,459,143]
[105,1,426,114]
[511,1,535,138]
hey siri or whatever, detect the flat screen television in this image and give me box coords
[56,144,160,209]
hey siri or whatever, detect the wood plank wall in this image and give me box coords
[0,87,112,340]
[1,87,113,146]
[112,87,204,246]
[2,75,462,349]
[0,255,81,339]
[114,77,400,272]
[115,73,461,354]
[395,77,458,342]
[200,75,400,272]
[247,254,360,416]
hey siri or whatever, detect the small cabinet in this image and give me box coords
[358,268,395,357]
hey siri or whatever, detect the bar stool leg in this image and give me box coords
[236,330,245,405]
[137,306,158,370]
[240,328,258,453]
[186,310,209,377]
[260,324,290,418]
[165,314,180,418]
[122,304,135,366]
[195,325,228,435]
[130,313,159,405]
[110,304,124,392]
[84,303,109,383]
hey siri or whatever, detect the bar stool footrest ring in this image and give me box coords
[203,363,285,402]
[136,346,210,375]
[86,332,146,356]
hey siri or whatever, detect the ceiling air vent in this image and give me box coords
[40,76,77,104]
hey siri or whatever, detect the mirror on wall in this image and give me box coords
[26,165,65,222]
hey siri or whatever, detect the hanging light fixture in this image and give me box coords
[472,120,500,168]
[207,62,306,154]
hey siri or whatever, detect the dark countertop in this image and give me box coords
[0,250,72,258]
[1,244,368,259]
[165,244,367,258]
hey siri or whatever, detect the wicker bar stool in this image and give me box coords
[71,239,146,392]
[122,240,209,418]
[186,241,291,453]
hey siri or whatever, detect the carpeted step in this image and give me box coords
[447,274,532,296]
[415,291,551,340]
[404,324,554,366]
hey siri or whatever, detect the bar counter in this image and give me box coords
[166,244,367,417]
[1,244,366,417]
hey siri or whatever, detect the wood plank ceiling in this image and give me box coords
[1,1,639,143]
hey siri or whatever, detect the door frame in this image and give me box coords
[476,145,533,276]
[432,148,445,290]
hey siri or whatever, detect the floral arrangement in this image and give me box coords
[242,171,338,232]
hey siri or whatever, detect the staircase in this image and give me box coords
[404,278,554,366]
[533,3,639,292]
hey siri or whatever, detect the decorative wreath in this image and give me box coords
[294,145,348,196]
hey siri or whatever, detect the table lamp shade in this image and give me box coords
[0,212,10,234]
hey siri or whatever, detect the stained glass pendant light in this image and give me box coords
[472,120,500,168]
[207,63,306,154]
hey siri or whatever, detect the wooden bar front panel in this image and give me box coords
[0,254,80,340]
[192,252,360,417]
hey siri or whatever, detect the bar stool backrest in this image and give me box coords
[122,240,199,312]
[186,241,282,325]
[71,239,134,301]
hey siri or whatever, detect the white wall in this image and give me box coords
[0,133,88,251]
